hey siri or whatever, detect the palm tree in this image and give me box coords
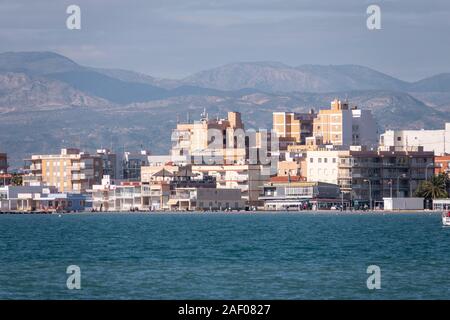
[415,173,449,199]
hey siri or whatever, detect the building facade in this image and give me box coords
[312,99,378,148]
[379,123,450,156]
[171,111,247,165]
[24,148,103,193]
[192,164,268,207]
[168,187,244,211]
[260,177,343,211]
[273,111,316,145]
[305,147,434,202]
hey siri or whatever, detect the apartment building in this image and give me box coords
[91,177,142,211]
[380,123,450,155]
[312,99,378,148]
[306,147,434,202]
[24,148,103,193]
[171,110,247,165]
[273,111,316,145]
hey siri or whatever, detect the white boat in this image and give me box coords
[442,211,450,226]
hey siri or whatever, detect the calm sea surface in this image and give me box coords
[0,212,449,299]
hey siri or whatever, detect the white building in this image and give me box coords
[306,150,345,185]
[379,123,450,155]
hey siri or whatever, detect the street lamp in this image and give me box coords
[364,179,372,211]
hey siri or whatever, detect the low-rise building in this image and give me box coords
[91,177,142,211]
[0,184,88,212]
[168,187,244,211]
[260,176,343,211]
[192,164,269,206]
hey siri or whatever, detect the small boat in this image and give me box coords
[442,211,450,226]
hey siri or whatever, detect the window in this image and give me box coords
[333,158,337,163]
[318,158,322,163]
[324,158,328,163]
[397,137,402,141]
[310,158,314,163]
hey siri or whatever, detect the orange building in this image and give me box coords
[434,155,450,177]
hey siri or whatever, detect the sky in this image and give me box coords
[0,0,449,81]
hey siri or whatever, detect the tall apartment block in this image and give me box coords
[312,99,378,148]
[24,148,103,193]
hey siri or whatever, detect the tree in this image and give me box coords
[11,173,23,186]
[415,173,449,199]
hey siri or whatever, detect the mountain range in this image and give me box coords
[1,51,450,167]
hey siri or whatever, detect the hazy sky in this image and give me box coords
[0,0,449,81]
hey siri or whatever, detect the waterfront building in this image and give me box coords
[91,176,142,211]
[305,146,434,202]
[272,111,316,145]
[260,176,344,211]
[168,187,244,211]
[23,148,103,193]
[0,184,88,212]
[192,164,269,207]
[379,123,450,155]
[312,99,378,148]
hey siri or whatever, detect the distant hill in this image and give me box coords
[408,73,450,92]
[182,62,410,93]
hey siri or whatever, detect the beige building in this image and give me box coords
[171,110,247,165]
[24,148,103,193]
[273,111,316,145]
[313,99,377,148]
